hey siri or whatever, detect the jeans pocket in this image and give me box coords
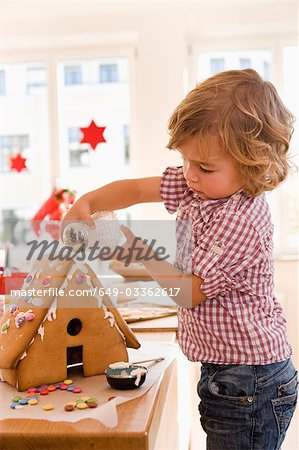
[207,365,255,405]
[271,372,298,449]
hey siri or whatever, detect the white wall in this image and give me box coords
[0,1,297,219]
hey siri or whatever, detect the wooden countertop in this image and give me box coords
[0,318,179,450]
[0,360,178,450]
[131,314,178,333]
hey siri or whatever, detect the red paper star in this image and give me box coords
[10,153,27,173]
[80,120,106,150]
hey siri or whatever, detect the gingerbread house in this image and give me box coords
[0,257,140,391]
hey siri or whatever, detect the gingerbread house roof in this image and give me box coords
[0,256,140,370]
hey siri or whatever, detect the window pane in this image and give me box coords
[210,58,225,75]
[197,49,271,80]
[0,70,5,95]
[57,57,132,197]
[68,127,90,167]
[123,124,130,164]
[0,135,29,173]
[64,66,82,85]
[280,46,299,254]
[99,63,118,83]
[26,65,47,95]
[239,58,251,69]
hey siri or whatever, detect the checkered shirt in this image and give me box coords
[160,166,292,364]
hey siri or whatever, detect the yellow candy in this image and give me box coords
[43,404,54,411]
[76,402,88,410]
[79,397,90,402]
[63,379,73,385]
[28,399,38,405]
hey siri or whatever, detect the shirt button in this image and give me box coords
[233,193,241,201]
[247,396,254,403]
[212,244,222,254]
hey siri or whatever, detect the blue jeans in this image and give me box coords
[197,359,298,450]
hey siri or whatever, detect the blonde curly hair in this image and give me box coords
[167,69,295,196]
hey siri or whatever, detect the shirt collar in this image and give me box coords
[187,189,245,223]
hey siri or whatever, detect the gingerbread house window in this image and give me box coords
[67,318,82,336]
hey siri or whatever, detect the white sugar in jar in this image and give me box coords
[62,211,126,251]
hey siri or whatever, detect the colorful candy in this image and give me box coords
[43,404,54,411]
[42,276,51,286]
[9,380,99,413]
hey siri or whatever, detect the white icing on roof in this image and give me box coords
[45,298,57,322]
[38,324,45,342]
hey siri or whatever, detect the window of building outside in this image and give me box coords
[0,70,5,95]
[197,49,271,81]
[26,66,47,94]
[57,56,132,200]
[0,61,50,241]
[123,124,130,164]
[99,63,118,83]
[68,127,90,167]
[239,58,251,69]
[210,58,225,75]
[195,47,298,256]
[0,53,132,254]
[0,135,29,173]
[64,65,82,85]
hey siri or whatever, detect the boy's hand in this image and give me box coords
[114,225,150,265]
[60,198,94,238]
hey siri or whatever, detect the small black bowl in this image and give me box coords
[105,365,148,390]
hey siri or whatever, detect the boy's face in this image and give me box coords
[179,133,245,200]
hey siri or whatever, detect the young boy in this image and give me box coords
[62,69,298,449]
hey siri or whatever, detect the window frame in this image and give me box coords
[187,34,299,258]
[0,44,136,192]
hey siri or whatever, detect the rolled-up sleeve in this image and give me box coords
[160,166,188,214]
[192,213,262,299]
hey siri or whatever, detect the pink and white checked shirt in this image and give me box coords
[160,166,292,365]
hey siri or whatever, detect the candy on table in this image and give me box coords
[47,385,56,392]
[64,403,75,411]
[9,379,94,412]
[72,387,82,393]
[64,397,99,411]
[27,387,37,393]
[40,389,49,395]
[76,402,88,410]
[86,398,98,408]
[43,404,54,411]
[10,402,23,409]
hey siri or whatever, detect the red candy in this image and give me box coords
[72,388,82,393]
[40,389,49,395]
[60,384,68,390]
[27,387,37,393]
